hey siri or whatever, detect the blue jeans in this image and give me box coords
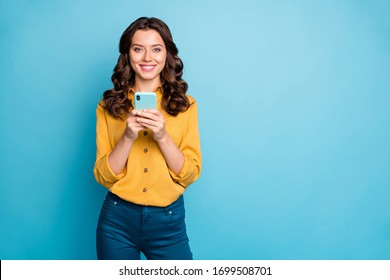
[96,192,193,260]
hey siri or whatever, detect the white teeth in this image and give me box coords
[141,65,154,70]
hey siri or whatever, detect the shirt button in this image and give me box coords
[144,168,148,173]
[143,188,147,192]
[143,131,148,136]
[144,148,148,153]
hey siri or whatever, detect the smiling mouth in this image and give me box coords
[140,65,156,72]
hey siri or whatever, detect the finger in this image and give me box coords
[127,110,138,119]
[136,117,158,127]
[136,111,160,121]
[144,108,160,115]
[128,121,145,130]
[139,109,162,117]
[128,115,145,128]
[131,109,142,116]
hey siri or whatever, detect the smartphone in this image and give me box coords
[134,92,156,110]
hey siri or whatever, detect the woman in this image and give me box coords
[93,17,201,260]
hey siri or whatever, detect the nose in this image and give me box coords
[142,50,152,62]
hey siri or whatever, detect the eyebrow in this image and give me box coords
[131,43,164,48]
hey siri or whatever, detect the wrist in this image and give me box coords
[123,131,138,142]
[154,131,168,144]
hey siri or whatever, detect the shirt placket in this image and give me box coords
[141,129,151,194]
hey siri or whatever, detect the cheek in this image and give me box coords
[129,60,137,72]
[157,52,167,64]
[130,56,142,71]
[130,52,141,63]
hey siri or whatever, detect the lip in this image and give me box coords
[139,64,156,72]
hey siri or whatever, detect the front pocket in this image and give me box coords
[166,196,186,227]
[101,193,119,210]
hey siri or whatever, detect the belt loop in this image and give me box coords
[141,205,146,215]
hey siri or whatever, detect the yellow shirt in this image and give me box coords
[93,87,202,207]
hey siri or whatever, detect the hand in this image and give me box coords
[124,111,145,140]
[133,109,166,141]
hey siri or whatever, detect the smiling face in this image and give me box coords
[130,29,167,90]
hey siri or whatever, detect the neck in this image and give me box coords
[134,77,161,92]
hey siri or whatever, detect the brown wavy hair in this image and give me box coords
[103,17,190,119]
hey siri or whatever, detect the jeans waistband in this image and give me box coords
[106,191,184,214]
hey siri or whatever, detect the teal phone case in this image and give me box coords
[134,92,157,110]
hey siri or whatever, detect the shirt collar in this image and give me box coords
[128,85,163,94]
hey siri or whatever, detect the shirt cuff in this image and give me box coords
[168,156,196,188]
[98,154,126,184]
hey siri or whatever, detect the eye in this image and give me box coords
[153,47,162,52]
[133,47,143,52]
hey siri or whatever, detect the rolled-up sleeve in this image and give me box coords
[169,101,202,187]
[93,104,126,188]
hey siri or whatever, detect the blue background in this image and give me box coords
[1,0,389,260]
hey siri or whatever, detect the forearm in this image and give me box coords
[108,134,135,175]
[156,132,184,176]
